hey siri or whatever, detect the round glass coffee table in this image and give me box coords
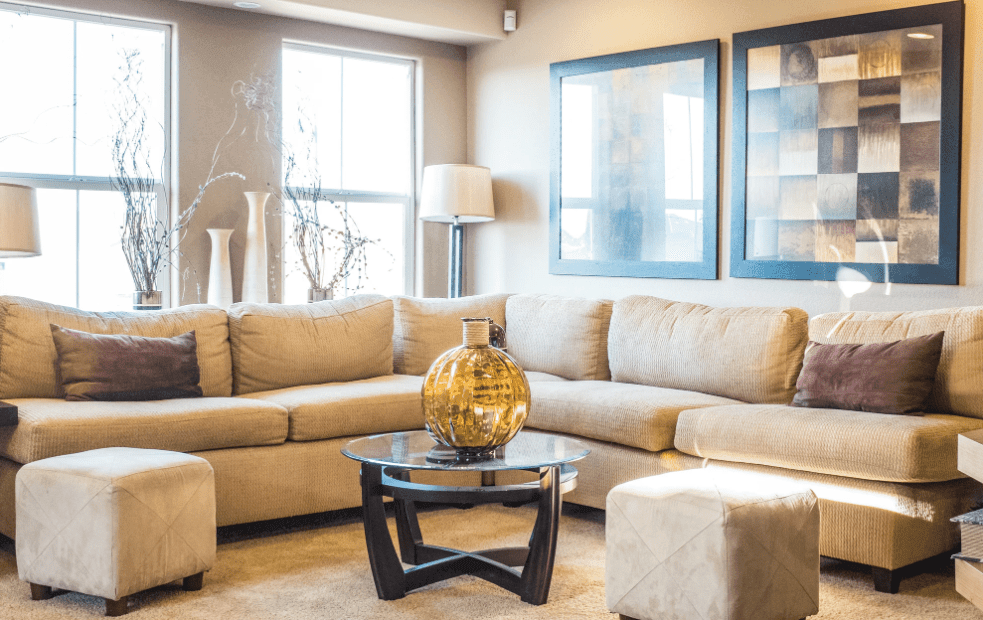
[342,430,589,605]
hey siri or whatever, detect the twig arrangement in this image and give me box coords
[281,110,383,294]
[111,49,242,293]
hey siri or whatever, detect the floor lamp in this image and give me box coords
[419,165,495,298]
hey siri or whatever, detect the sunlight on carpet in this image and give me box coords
[0,503,980,619]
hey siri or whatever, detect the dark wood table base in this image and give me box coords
[359,463,576,605]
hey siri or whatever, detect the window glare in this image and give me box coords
[0,6,168,311]
[282,45,413,301]
[0,11,74,175]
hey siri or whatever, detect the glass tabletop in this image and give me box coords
[342,430,590,472]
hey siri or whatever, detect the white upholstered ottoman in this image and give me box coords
[15,447,216,616]
[606,468,819,620]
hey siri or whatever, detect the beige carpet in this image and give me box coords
[1,503,980,619]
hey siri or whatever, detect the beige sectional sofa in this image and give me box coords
[0,292,979,594]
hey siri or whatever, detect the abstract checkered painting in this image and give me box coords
[745,25,942,265]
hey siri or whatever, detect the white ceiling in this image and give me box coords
[176,0,507,46]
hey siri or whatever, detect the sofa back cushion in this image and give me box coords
[0,296,232,399]
[810,307,983,419]
[505,294,613,381]
[608,295,808,404]
[393,293,510,376]
[228,295,393,395]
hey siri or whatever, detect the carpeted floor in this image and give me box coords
[1,503,980,619]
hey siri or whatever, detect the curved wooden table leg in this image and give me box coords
[360,464,406,600]
[520,465,561,605]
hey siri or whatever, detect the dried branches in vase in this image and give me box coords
[111,50,242,308]
[280,110,387,301]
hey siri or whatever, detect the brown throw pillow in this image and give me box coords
[791,332,944,414]
[50,325,203,401]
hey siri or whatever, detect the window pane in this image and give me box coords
[76,22,166,178]
[282,48,342,189]
[0,189,77,307]
[341,57,412,193]
[78,190,137,311]
[0,11,74,175]
[346,202,404,296]
[281,200,405,303]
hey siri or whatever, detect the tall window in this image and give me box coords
[0,3,169,310]
[281,44,414,302]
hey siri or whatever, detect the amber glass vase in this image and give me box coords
[422,317,531,458]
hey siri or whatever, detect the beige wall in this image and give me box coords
[467,0,983,317]
[32,0,466,303]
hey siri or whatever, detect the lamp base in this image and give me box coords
[448,220,464,298]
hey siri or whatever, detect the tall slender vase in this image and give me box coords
[242,191,269,303]
[206,228,234,308]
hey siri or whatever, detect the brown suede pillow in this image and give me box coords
[50,325,203,401]
[791,332,944,414]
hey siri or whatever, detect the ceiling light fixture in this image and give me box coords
[233,1,261,8]
[907,32,935,39]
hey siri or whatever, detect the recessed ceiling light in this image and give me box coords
[234,1,261,8]
[907,32,935,39]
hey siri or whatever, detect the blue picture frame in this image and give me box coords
[730,1,963,284]
[549,40,720,280]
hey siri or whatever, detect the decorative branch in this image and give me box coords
[111,49,243,293]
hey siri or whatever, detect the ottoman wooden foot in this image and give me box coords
[183,572,204,591]
[30,583,52,600]
[105,596,128,616]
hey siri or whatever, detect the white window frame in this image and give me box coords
[0,2,172,308]
[281,41,416,298]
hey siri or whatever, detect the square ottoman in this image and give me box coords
[16,447,216,616]
[606,468,819,620]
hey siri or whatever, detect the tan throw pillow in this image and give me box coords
[50,325,203,401]
[792,332,944,414]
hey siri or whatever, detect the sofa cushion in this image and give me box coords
[393,293,510,375]
[505,294,613,381]
[525,380,741,452]
[810,307,983,419]
[228,295,393,395]
[0,397,288,464]
[0,296,232,399]
[525,371,568,382]
[674,404,983,483]
[608,295,808,404]
[243,374,425,441]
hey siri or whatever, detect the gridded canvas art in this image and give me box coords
[731,2,962,284]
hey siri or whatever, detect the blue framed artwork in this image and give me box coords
[549,40,720,279]
[731,1,963,284]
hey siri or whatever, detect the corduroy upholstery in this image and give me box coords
[243,374,425,441]
[526,380,741,452]
[0,296,232,398]
[810,307,983,419]
[674,403,983,483]
[505,293,614,381]
[608,295,809,404]
[228,295,393,395]
[392,293,510,375]
[0,397,288,464]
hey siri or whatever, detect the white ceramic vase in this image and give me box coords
[206,228,234,308]
[242,192,269,303]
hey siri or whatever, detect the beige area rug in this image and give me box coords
[0,503,980,619]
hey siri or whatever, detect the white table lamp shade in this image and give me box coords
[0,183,41,258]
[419,164,495,223]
